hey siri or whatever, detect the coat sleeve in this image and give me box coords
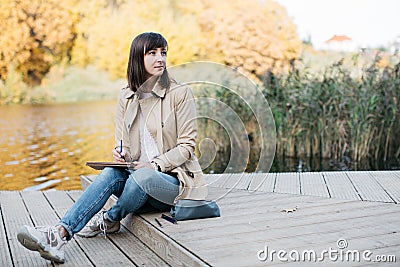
[115,88,131,157]
[153,86,197,172]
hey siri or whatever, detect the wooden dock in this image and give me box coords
[1,170,399,266]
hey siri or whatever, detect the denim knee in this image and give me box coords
[91,167,128,198]
[132,168,159,192]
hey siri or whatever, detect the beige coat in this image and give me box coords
[115,79,207,203]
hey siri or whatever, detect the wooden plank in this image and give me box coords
[274,172,300,194]
[0,191,52,266]
[63,190,170,267]
[20,191,93,267]
[369,171,400,203]
[207,173,232,188]
[183,202,396,250]
[354,244,400,266]
[210,187,267,204]
[79,175,206,267]
[263,233,400,266]
[164,200,384,241]
[323,171,361,200]
[76,171,400,266]
[160,191,378,240]
[198,204,400,266]
[122,213,209,267]
[255,173,276,192]
[247,172,269,191]
[311,232,400,264]
[222,173,253,190]
[178,202,393,249]
[346,171,394,203]
[204,174,223,187]
[44,190,135,266]
[212,230,400,266]
[299,172,330,198]
[0,198,13,267]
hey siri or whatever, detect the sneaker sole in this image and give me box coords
[17,226,65,263]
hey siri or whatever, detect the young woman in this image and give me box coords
[17,32,207,264]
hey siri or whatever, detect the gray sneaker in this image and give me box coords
[17,225,67,263]
[76,211,120,238]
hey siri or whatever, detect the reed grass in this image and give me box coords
[264,53,400,164]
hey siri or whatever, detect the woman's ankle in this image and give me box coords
[57,225,69,239]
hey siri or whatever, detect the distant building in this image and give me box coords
[323,34,353,51]
[390,35,400,54]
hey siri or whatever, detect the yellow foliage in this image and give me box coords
[0,0,76,86]
[197,0,301,75]
[70,0,301,79]
[70,0,202,79]
[0,0,301,86]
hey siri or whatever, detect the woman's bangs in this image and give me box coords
[144,35,168,54]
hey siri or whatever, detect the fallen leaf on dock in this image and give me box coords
[280,206,298,213]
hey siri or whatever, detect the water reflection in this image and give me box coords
[0,101,115,190]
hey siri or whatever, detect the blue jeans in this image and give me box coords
[59,167,179,239]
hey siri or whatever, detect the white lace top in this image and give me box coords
[138,92,160,163]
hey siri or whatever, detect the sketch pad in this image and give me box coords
[86,161,132,170]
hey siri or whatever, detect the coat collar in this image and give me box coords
[122,80,167,99]
[151,81,167,98]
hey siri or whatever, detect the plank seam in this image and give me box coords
[18,192,35,226]
[248,173,268,192]
[345,172,363,201]
[321,172,332,198]
[298,172,302,195]
[103,235,140,267]
[60,191,96,267]
[0,205,15,267]
[368,172,398,204]
[272,173,277,192]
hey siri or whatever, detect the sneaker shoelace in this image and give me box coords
[36,226,62,247]
[98,213,107,238]
[89,211,108,238]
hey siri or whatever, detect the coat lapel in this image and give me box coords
[124,94,139,134]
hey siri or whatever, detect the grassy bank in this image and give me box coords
[0,65,124,104]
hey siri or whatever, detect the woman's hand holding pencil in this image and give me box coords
[113,140,130,162]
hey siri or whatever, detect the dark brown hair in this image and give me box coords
[127,32,170,92]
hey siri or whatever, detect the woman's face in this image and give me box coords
[144,47,167,78]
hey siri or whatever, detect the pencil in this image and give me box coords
[120,139,125,160]
[155,218,163,228]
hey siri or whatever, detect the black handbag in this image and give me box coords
[170,199,220,221]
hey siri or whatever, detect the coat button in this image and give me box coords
[128,124,131,129]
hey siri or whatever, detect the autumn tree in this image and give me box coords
[70,0,300,80]
[70,0,202,79]
[0,0,76,86]
[197,0,301,76]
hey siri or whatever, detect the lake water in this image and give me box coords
[0,101,116,190]
[1,101,398,191]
